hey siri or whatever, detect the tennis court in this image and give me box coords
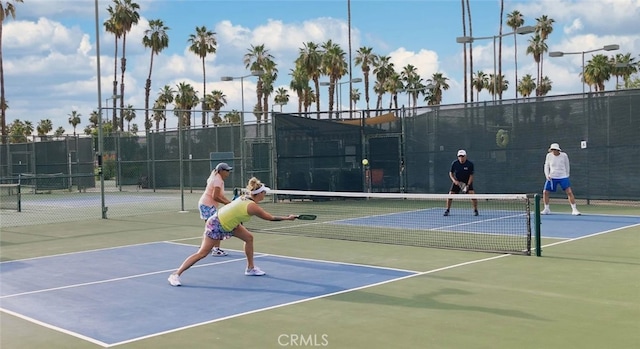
[1,191,639,349]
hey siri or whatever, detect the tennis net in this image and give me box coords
[0,184,21,212]
[243,190,534,255]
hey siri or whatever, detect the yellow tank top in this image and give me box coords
[218,197,253,232]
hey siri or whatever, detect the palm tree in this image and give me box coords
[472,71,489,101]
[289,66,308,114]
[88,110,99,127]
[302,86,316,113]
[174,82,198,128]
[244,44,275,121]
[507,10,525,99]
[321,40,347,119]
[260,59,278,122]
[517,74,536,97]
[296,42,324,117]
[37,119,53,137]
[273,87,289,112]
[1,0,23,144]
[610,53,636,88]
[104,3,123,127]
[537,76,552,96]
[400,64,420,108]
[67,110,81,136]
[585,54,614,92]
[350,88,361,110]
[354,47,377,115]
[487,74,508,98]
[8,119,26,143]
[152,100,164,131]
[385,72,403,109]
[526,34,546,96]
[23,119,33,138]
[535,15,554,96]
[54,126,65,138]
[115,0,140,131]
[224,110,241,124]
[188,25,216,127]
[204,90,226,125]
[123,104,136,132]
[429,72,450,105]
[142,19,169,131]
[372,55,394,112]
[157,84,175,130]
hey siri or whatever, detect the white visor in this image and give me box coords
[250,185,270,195]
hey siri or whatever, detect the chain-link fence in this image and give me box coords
[1,89,638,225]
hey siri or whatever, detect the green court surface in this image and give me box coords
[1,201,639,349]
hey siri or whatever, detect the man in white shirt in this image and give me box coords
[542,143,581,215]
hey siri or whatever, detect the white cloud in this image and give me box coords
[563,18,583,35]
[388,48,439,79]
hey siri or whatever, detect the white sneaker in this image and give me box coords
[245,266,266,276]
[541,208,551,215]
[168,273,181,286]
[572,209,581,216]
[211,248,228,257]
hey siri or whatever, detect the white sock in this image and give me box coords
[544,204,550,210]
[571,203,577,210]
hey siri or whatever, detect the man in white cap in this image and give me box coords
[443,149,478,216]
[542,143,581,215]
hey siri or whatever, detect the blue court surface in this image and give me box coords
[331,208,640,239]
[0,242,416,347]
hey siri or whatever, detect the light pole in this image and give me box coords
[99,94,120,217]
[320,77,362,118]
[456,25,536,101]
[221,70,264,185]
[549,44,620,94]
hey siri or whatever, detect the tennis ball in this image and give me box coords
[362,159,369,166]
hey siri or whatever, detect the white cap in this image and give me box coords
[457,149,467,156]
[549,143,561,151]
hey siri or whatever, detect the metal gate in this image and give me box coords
[366,134,403,192]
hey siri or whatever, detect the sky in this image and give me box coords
[4,0,640,133]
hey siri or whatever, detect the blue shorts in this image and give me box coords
[204,215,234,240]
[199,204,217,220]
[544,178,571,192]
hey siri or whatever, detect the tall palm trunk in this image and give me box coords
[364,70,370,117]
[498,0,504,100]
[119,33,128,131]
[0,20,5,143]
[466,0,473,103]
[313,77,320,119]
[144,51,154,130]
[514,34,518,98]
[461,0,467,103]
[201,58,206,126]
[112,36,119,127]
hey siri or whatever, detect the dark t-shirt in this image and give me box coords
[450,159,474,184]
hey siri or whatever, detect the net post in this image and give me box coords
[17,184,21,212]
[534,193,542,256]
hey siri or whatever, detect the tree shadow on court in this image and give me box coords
[330,288,546,321]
